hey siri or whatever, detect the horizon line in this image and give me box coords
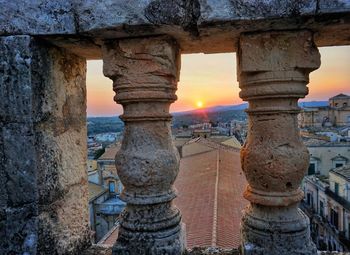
[87,99,330,118]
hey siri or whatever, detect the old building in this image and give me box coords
[88,145,125,243]
[96,144,123,194]
[300,94,350,128]
[88,181,125,243]
[303,166,350,252]
[304,137,350,176]
[2,1,350,255]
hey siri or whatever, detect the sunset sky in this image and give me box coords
[87,46,350,117]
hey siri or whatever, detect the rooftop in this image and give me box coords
[88,182,106,201]
[220,137,242,149]
[330,165,350,181]
[174,146,247,248]
[303,136,350,147]
[330,94,350,100]
[98,144,121,161]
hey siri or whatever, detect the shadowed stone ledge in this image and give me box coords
[82,245,240,255]
[82,245,350,255]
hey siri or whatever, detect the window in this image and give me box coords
[332,155,347,168]
[307,193,313,208]
[331,209,339,230]
[109,181,115,193]
[335,182,339,195]
[308,163,316,175]
[320,201,324,218]
[335,163,344,168]
[117,181,123,194]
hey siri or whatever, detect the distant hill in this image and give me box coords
[86,100,329,131]
[171,101,328,127]
[173,101,328,117]
[172,103,248,116]
[87,116,124,135]
[298,101,328,108]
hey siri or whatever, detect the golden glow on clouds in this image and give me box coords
[87,46,350,116]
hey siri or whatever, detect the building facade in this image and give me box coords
[304,138,350,176]
[303,166,350,252]
[300,94,350,128]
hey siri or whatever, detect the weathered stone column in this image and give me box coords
[237,31,320,255]
[102,36,185,255]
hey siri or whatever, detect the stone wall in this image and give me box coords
[0,36,90,254]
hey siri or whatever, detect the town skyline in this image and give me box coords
[87,46,350,117]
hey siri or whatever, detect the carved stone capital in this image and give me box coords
[103,36,180,122]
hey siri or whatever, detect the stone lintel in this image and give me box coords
[2,1,350,58]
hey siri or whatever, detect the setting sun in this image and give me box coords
[196,101,203,108]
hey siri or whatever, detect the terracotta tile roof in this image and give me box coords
[330,93,350,99]
[330,164,350,180]
[220,137,241,149]
[216,149,247,248]
[98,224,119,246]
[175,150,218,247]
[100,142,247,249]
[175,148,247,249]
[88,182,107,201]
[98,143,121,160]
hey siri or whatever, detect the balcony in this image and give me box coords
[2,1,350,255]
[326,189,350,211]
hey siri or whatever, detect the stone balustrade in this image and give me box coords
[1,2,350,255]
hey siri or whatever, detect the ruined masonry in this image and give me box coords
[1,1,350,255]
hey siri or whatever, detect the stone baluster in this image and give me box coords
[237,31,321,255]
[102,36,185,255]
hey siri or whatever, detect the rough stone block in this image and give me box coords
[38,184,90,253]
[0,0,75,35]
[0,35,89,254]
[76,0,150,33]
[2,123,37,207]
[35,129,87,205]
[31,44,87,204]
[199,0,317,22]
[0,123,7,208]
[0,36,37,123]
[3,204,38,254]
[318,0,350,13]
